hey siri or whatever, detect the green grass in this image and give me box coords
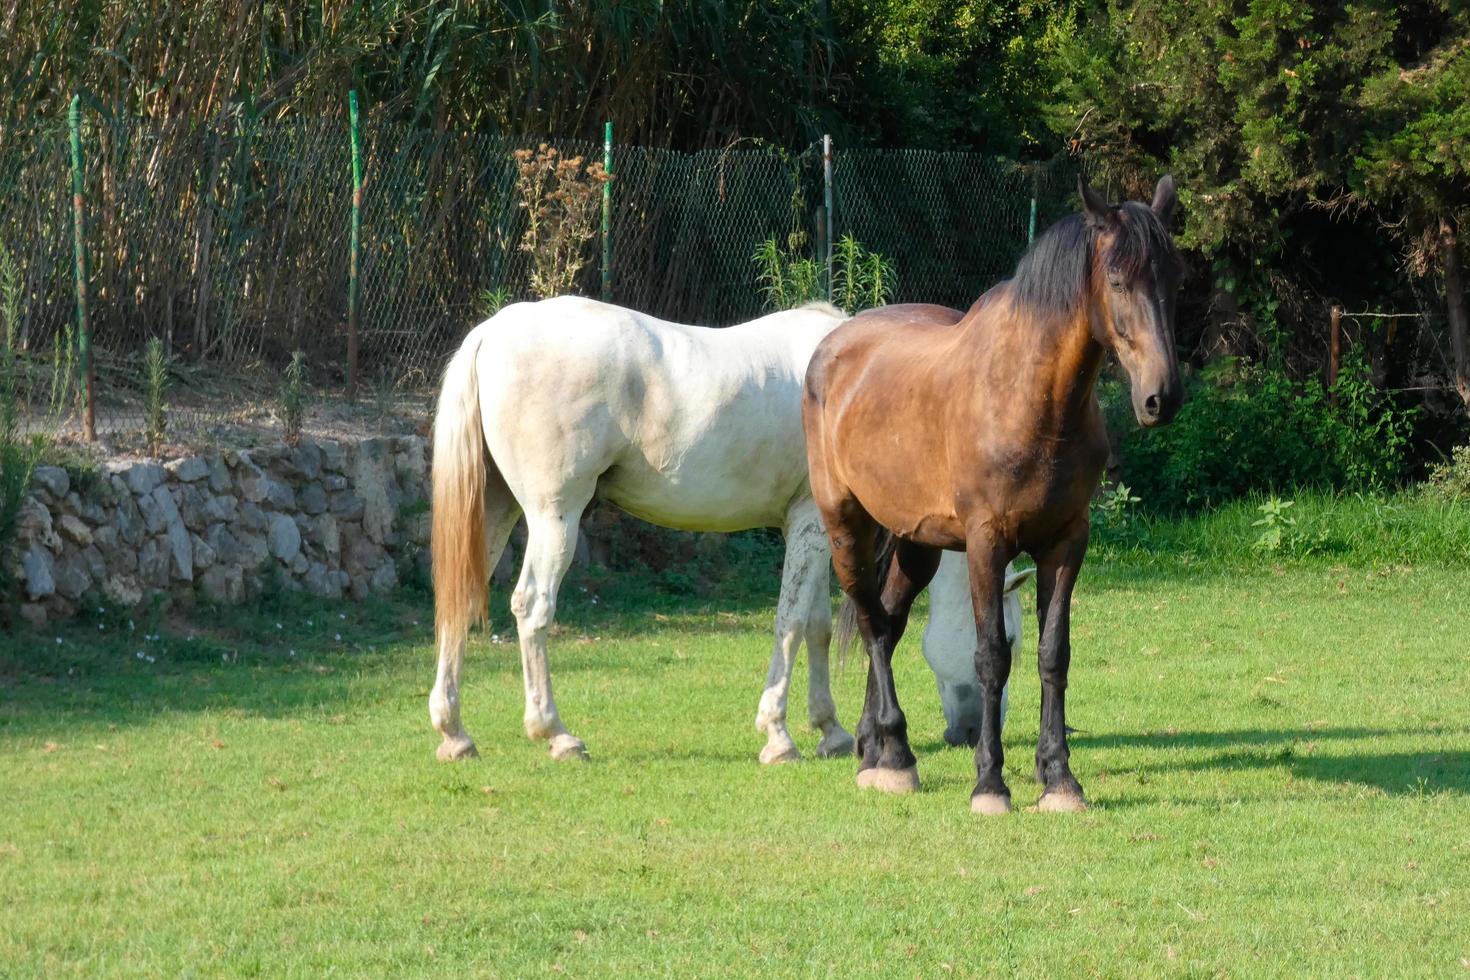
[1097,490,1470,568]
[1,524,1468,976]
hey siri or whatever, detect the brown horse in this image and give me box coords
[802,176,1182,814]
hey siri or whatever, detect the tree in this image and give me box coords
[1045,0,1470,403]
[1351,9,1470,411]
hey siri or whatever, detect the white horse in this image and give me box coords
[429,296,1022,764]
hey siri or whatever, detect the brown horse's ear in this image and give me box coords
[1078,176,1111,228]
[1151,174,1177,225]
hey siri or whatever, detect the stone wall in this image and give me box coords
[9,436,430,627]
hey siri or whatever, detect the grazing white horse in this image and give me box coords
[429,296,1018,765]
[923,554,1034,747]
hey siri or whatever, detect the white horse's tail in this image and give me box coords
[433,330,491,649]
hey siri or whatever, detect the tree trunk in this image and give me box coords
[1441,215,1470,413]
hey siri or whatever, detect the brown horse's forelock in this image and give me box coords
[1009,203,1179,318]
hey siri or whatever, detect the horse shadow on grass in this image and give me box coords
[0,570,808,747]
[1068,726,1470,799]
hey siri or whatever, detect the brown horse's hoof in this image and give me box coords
[1035,789,1088,812]
[436,735,479,762]
[856,766,920,793]
[970,792,1013,815]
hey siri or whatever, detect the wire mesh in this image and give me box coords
[0,119,73,433]
[835,149,1081,309]
[3,109,1071,443]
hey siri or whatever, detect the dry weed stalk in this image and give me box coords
[514,144,611,299]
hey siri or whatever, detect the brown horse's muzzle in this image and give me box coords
[1134,377,1183,427]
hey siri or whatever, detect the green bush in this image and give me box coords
[752,234,896,313]
[1423,444,1470,501]
[1108,352,1414,513]
[1090,491,1470,569]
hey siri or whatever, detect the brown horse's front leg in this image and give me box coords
[966,540,1018,815]
[1033,520,1090,811]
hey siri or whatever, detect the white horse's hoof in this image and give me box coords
[548,734,588,761]
[436,735,478,762]
[815,729,856,758]
[856,766,919,793]
[1035,789,1088,813]
[970,792,1013,815]
[760,742,803,765]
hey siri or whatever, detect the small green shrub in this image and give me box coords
[143,337,169,454]
[753,239,823,310]
[830,234,897,313]
[47,322,75,419]
[1250,497,1327,557]
[368,373,399,431]
[280,351,307,447]
[481,286,512,318]
[1423,444,1470,500]
[753,234,896,313]
[1090,479,1142,548]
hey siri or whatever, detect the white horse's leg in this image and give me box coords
[756,498,832,764]
[790,509,854,758]
[806,560,855,758]
[513,501,591,761]
[430,499,521,761]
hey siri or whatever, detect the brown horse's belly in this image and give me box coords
[844,464,965,548]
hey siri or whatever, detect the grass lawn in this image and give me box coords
[1,542,1468,976]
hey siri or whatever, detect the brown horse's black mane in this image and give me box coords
[1007,203,1180,318]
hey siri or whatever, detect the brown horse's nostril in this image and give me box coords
[1144,393,1161,417]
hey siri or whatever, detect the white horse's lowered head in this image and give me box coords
[837,548,1033,749]
[923,554,1035,747]
[428,295,1015,768]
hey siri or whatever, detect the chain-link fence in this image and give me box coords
[1,107,1078,443]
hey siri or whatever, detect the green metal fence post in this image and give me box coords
[67,95,95,441]
[602,120,613,303]
[347,89,362,402]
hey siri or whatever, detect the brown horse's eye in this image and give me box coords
[1108,277,1126,293]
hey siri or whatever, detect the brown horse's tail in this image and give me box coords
[432,331,491,651]
[834,528,901,668]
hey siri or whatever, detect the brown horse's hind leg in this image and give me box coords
[1032,521,1090,812]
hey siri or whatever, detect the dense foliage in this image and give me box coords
[0,2,849,148]
[4,1,1468,492]
[1050,1,1470,415]
[1104,352,1416,513]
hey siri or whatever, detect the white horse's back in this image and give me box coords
[470,297,843,531]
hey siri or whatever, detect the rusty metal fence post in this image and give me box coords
[602,120,613,302]
[822,134,834,300]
